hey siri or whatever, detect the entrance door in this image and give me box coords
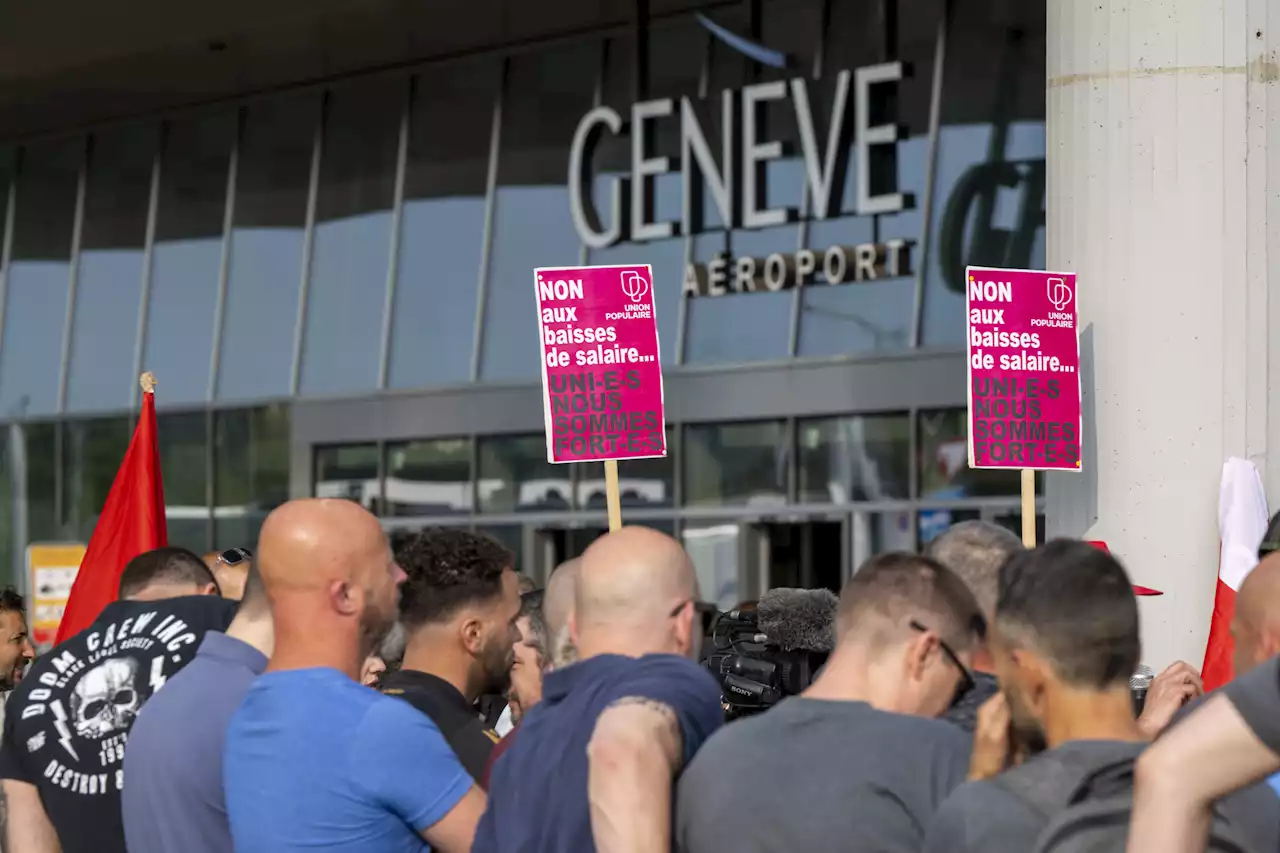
[745,520,846,597]
[528,526,608,586]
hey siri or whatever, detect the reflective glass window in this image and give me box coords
[919,508,980,545]
[480,42,599,381]
[683,522,741,609]
[389,61,499,389]
[385,438,472,516]
[477,434,571,513]
[583,35,682,365]
[851,511,917,564]
[214,406,290,549]
[797,414,909,502]
[299,81,402,395]
[0,434,10,587]
[0,149,11,259]
[66,125,157,413]
[918,409,1025,498]
[146,111,235,406]
[0,140,82,418]
[21,423,58,543]
[683,1,824,364]
[577,429,675,509]
[993,511,1045,545]
[219,95,318,402]
[477,525,525,577]
[314,444,379,512]
[920,1,1046,345]
[684,421,788,507]
[795,0,931,356]
[61,418,129,540]
[158,412,210,552]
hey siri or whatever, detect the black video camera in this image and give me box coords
[701,589,837,720]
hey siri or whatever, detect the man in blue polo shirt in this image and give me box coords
[476,526,722,853]
[223,499,486,852]
[122,554,273,853]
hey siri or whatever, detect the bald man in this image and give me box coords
[223,500,485,853]
[544,558,581,670]
[474,527,722,853]
[1231,553,1280,679]
[1126,552,1280,853]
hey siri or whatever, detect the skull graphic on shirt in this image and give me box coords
[70,657,140,740]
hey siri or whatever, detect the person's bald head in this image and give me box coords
[257,499,405,666]
[1232,552,1280,676]
[574,527,699,660]
[544,558,580,669]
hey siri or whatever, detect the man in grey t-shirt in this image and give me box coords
[121,562,273,853]
[924,542,1152,853]
[677,552,984,853]
[925,541,1278,853]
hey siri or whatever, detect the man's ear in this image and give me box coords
[330,579,360,617]
[1009,647,1053,710]
[199,582,220,597]
[459,615,484,655]
[906,630,939,682]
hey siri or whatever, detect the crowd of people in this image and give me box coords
[0,498,1277,851]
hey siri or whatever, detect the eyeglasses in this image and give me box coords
[910,619,976,696]
[217,547,252,566]
[669,599,719,635]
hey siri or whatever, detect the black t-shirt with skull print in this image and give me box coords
[0,595,236,853]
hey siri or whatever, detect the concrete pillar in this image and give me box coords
[1044,0,1280,669]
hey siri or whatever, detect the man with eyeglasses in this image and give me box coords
[675,552,981,853]
[474,526,723,853]
[204,548,253,601]
[924,540,1154,853]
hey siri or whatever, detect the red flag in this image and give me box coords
[55,377,167,643]
[1086,541,1163,596]
[1202,458,1270,690]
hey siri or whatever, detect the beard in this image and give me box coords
[358,590,398,660]
[1004,687,1049,759]
[477,631,515,696]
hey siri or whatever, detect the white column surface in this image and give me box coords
[1045,0,1280,669]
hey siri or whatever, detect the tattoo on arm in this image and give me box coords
[604,697,683,765]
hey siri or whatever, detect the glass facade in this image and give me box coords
[0,0,1045,590]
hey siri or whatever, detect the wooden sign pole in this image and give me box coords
[1020,468,1036,547]
[604,459,623,532]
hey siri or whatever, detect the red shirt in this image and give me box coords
[482,723,519,789]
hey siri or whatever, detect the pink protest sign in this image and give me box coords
[535,264,666,464]
[965,265,1082,471]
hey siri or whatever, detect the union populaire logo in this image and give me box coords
[1047,276,1072,311]
[620,270,649,302]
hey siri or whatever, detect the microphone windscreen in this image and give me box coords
[756,588,839,652]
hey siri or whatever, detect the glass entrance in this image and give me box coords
[754,521,845,593]
[747,521,846,596]
[527,525,608,585]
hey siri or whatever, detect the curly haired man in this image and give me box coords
[378,528,521,786]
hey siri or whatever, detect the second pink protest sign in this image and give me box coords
[965,265,1082,472]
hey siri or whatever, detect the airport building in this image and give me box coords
[0,0,1273,666]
